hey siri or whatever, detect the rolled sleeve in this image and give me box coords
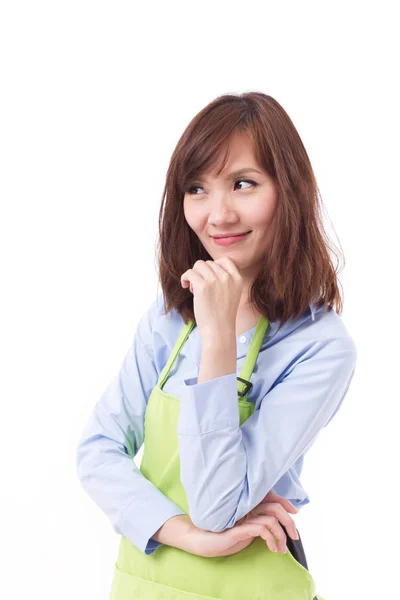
[114,492,186,555]
[178,372,239,435]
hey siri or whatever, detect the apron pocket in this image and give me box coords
[110,562,221,600]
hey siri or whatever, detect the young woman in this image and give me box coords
[76,92,357,599]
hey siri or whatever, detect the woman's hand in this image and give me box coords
[234,490,300,552]
[180,257,243,339]
[179,491,299,558]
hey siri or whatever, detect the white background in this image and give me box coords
[1,1,398,598]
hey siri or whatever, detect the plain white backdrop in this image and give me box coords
[1,1,398,598]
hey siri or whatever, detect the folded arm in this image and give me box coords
[177,336,357,532]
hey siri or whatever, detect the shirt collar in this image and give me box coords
[309,302,316,321]
[186,302,318,365]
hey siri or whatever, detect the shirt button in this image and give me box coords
[239,335,247,344]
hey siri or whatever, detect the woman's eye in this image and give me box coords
[235,179,256,190]
[187,185,205,195]
[187,179,257,195]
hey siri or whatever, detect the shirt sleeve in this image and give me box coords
[273,457,311,509]
[76,298,186,555]
[176,336,357,532]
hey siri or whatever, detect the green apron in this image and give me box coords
[110,314,326,599]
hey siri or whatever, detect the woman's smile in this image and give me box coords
[212,231,252,246]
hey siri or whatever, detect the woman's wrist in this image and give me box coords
[151,514,198,552]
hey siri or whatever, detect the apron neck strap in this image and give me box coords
[237,314,269,401]
[158,319,196,390]
[159,314,269,400]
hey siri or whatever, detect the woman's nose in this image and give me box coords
[207,193,237,221]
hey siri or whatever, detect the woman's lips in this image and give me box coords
[212,231,251,246]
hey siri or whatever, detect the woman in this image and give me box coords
[76,92,357,599]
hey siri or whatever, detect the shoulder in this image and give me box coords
[270,304,357,383]
[135,292,164,340]
[308,303,357,358]
[269,305,357,399]
[274,303,357,358]
[150,291,185,333]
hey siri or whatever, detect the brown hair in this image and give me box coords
[156,91,344,329]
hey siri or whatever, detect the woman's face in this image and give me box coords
[183,132,278,277]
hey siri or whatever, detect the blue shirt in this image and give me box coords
[76,293,357,555]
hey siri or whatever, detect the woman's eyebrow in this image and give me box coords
[197,168,262,182]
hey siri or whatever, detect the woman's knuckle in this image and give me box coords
[279,529,287,542]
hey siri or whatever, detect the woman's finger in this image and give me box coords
[213,256,242,281]
[254,502,299,541]
[181,262,220,291]
[243,515,288,554]
[260,491,299,514]
[205,260,231,280]
[180,269,204,291]
[275,497,299,514]
[230,521,279,554]
[255,502,297,540]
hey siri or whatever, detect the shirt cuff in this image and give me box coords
[290,496,310,510]
[178,372,239,435]
[115,497,186,555]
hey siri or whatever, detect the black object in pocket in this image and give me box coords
[284,525,318,600]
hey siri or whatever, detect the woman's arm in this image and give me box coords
[152,491,299,557]
[151,513,257,557]
[177,335,357,532]
[76,296,186,555]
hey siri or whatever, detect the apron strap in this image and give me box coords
[237,314,269,401]
[158,318,196,390]
[158,314,269,401]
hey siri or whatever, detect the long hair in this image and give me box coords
[156,91,344,329]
